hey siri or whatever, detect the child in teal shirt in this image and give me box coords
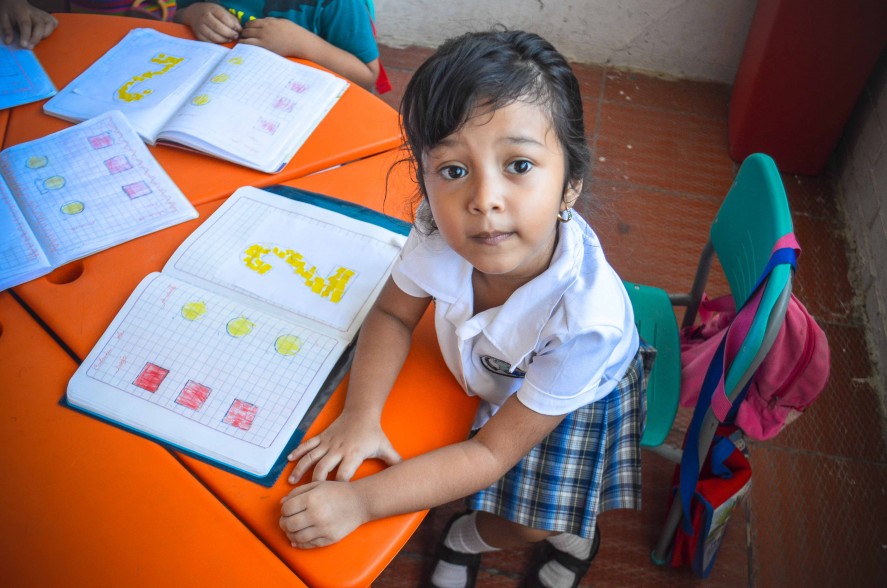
[175,0,381,91]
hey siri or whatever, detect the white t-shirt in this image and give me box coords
[391,213,639,429]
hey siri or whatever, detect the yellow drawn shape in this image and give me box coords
[192,94,211,106]
[275,334,302,356]
[211,73,230,83]
[228,56,244,65]
[117,53,185,103]
[181,300,207,321]
[60,201,84,215]
[27,155,48,169]
[44,176,65,190]
[242,243,355,303]
[226,316,254,337]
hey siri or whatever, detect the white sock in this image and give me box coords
[431,512,498,588]
[538,532,594,588]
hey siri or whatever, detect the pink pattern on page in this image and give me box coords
[104,154,133,174]
[176,380,211,410]
[88,132,114,149]
[224,399,258,431]
[133,362,169,392]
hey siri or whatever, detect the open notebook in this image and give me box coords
[0,111,196,292]
[66,186,409,485]
[43,28,348,173]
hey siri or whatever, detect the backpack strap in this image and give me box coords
[678,232,799,533]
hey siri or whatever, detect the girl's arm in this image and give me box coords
[238,18,380,90]
[286,278,431,483]
[280,393,565,548]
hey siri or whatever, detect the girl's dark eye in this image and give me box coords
[508,159,533,174]
[442,165,467,180]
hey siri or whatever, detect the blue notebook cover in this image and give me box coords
[64,185,410,487]
[0,41,57,110]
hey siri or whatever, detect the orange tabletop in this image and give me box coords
[0,108,7,144]
[0,292,305,587]
[3,13,401,206]
[11,149,479,587]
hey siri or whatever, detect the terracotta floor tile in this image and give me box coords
[586,180,727,293]
[595,102,736,197]
[747,445,887,588]
[603,70,730,120]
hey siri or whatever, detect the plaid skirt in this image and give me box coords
[466,344,653,539]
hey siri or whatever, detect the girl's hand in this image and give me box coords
[0,0,57,49]
[287,412,401,483]
[238,18,309,58]
[279,480,368,548]
[176,2,241,44]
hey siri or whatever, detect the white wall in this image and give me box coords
[375,0,758,84]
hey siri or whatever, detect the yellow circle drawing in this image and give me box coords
[60,201,84,215]
[27,155,48,169]
[211,73,230,83]
[228,56,244,65]
[226,316,254,337]
[191,94,211,106]
[44,176,65,190]
[274,334,303,356]
[181,300,207,321]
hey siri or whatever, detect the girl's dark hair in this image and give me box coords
[399,29,590,228]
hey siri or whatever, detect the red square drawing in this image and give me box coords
[122,181,152,199]
[223,399,258,431]
[88,132,114,149]
[254,117,279,135]
[104,155,133,175]
[176,380,211,410]
[133,362,169,392]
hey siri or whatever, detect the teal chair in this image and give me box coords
[622,153,795,564]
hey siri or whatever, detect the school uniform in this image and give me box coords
[391,213,649,539]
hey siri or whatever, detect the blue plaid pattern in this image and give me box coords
[466,345,651,539]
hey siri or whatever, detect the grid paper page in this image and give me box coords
[0,111,194,265]
[0,178,50,290]
[160,43,347,165]
[171,192,402,334]
[84,273,339,450]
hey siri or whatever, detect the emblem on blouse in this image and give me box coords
[480,356,526,378]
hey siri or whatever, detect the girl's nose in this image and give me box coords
[469,171,505,214]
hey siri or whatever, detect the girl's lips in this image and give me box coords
[471,231,512,245]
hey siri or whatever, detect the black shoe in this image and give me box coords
[427,512,482,588]
[522,525,600,588]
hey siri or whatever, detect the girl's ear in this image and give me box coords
[562,179,583,210]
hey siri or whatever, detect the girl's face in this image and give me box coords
[422,100,579,286]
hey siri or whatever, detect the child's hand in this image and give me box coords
[238,17,309,58]
[0,0,57,49]
[175,2,241,44]
[279,480,368,548]
[287,412,401,483]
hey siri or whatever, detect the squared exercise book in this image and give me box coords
[0,110,197,292]
[66,185,409,485]
[43,28,349,173]
[0,40,56,109]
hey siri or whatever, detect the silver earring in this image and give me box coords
[558,209,573,223]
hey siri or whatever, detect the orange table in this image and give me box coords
[4,13,402,205]
[12,149,478,587]
[0,292,305,587]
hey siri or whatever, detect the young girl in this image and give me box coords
[280,29,649,588]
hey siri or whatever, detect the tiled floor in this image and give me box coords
[372,44,887,587]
